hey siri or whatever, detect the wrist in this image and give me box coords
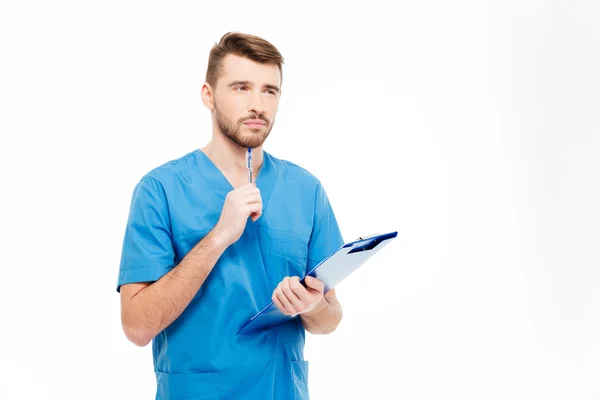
[206,227,231,250]
[303,296,328,318]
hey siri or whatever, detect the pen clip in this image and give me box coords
[246,148,253,183]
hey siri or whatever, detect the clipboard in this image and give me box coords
[237,230,398,334]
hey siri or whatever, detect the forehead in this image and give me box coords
[219,54,281,87]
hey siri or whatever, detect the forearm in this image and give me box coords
[122,229,228,346]
[300,294,343,335]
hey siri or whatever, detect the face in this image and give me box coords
[206,54,281,149]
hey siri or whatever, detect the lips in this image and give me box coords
[244,119,266,126]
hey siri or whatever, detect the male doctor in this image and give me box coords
[117,32,344,400]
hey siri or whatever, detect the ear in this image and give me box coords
[201,82,215,110]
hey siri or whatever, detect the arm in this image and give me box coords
[117,176,262,347]
[298,179,345,334]
[120,229,228,347]
[300,287,343,334]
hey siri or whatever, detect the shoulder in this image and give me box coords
[266,151,323,191]
[136,149,199,192]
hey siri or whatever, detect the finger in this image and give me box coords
[247,203,262,220]
[239,184,260,195]
[243,193,263,205]
[245,201,262,212]
[305,276,325,294]
[250,208,262,222]
[229,187,258,202]
[275,288,296,314]
[231,190,260,205]
[272,295,286,313]
[289,276,311,303]
[281,277,304,311]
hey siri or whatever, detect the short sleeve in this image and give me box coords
[116,177,176,292]
[306,180,344,273]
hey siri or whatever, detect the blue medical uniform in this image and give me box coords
[117,149,344,400]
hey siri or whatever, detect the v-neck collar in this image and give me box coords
[194,148,277,214]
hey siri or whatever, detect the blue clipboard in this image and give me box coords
[237,230,398,334]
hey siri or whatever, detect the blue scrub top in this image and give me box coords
[117,149,344,400]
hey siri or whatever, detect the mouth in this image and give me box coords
[243,119,266,129]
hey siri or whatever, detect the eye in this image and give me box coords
[235,86,248,91]
[265,90,277,96]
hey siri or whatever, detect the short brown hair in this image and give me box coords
[205,32,285,89]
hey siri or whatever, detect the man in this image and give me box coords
[117,32,344,400]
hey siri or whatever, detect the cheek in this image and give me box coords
[219,95,245,115]
[268,104,279,121]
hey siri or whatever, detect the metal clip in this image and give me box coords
[356,232,382,240]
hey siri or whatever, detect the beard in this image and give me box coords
[214,101,274,149]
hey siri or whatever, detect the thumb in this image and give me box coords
[305,276,324,292]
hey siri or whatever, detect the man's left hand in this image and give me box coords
[272,276,325,316]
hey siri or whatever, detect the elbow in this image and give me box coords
[120,283,155,347]
[124,329,152,347]
[121,317,153,347]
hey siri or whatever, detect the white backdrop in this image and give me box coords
[1,1,599,399]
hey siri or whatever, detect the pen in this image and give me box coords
[246,148,253,183]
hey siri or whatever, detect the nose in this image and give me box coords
[248,91,266,116]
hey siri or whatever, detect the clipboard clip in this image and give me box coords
[355,232,382,241]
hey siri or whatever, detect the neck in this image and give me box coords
[200,132,264,181]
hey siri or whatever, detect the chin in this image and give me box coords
[244,126,265,132]
[246,140,265,149]
[234,125,270,148]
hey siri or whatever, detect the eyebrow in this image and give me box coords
[227,80,280,93]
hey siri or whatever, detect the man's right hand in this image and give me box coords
[213,183,263,246]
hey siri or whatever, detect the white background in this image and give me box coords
[1,1,599,399]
